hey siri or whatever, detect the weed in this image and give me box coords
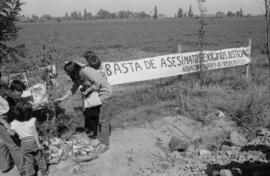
[215,87,269,132]
[177,87,190,115]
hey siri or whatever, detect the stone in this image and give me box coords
[199,149,211,156]
[220,169,232,176]
[256,128,270,137]
[221,144,232,151]
[229,131,248,147]
[169,136,189,152]
[71,165,80,174]
[217,110,226,118]
[212,170,220,176]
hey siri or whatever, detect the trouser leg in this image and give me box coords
[100,100,113,122]
[0,125,24,174]
[84,106,100,138]
[34,150,48,176]
[84,109,93,134]
[24,152,36,176]
[0,140,13,171]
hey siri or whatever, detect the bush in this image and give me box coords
[215,87,269,131]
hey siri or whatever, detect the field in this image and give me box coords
[4,17,270,176]
[11,17,266,64]
[10,17,269,127]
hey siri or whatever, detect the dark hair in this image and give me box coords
[64,61,82,82]
[10,101,33,122]
[83,50,101,70]
[10,80,26,92]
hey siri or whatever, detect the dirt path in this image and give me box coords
[1,115,235,176]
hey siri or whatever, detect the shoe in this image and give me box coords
[2,164,14,173]
[90,138,100,147]
[41,169,49,176]
[96,144,110,154]
[19,171,27,176]
[87,131,94,137]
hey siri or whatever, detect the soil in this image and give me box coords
[1,115,239,176]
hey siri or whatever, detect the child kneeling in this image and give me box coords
[10,103,49,176]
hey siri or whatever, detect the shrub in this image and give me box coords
[215,87,269,131]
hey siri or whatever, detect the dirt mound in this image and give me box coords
[3,115,270,176]
[48,115,236,176]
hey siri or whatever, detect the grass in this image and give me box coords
[5,17,270,136]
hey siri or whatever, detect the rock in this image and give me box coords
[229,131,248,147]
[221,144,232,151]
[71,165,80,174]
[212,170,220,176]
[193,136,203,147]
[169,136,189,152]
[256,128,270,137]
[217,110,226,118]
[232,168,242,176]
[199,149,211,156]
[220,169,232,176]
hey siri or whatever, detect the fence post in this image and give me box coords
[246,39,252,79]
[177,44,182,79]
[178,44,182,53]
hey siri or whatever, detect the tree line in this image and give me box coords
[19,9,153,23]
[176,5,249,18]
[19,5,252,23]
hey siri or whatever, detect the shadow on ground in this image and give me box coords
[206,144,270,176]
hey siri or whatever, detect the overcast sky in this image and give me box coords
[21,0,264,17]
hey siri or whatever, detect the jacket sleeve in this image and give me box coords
[70,82,80,95]
[99,83,113,104]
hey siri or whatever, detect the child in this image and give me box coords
[9,80,26,97]
[0,79,26,176]
[82,51,113,148]
[10,103,49,176]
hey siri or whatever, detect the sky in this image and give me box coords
[21,0,264,17]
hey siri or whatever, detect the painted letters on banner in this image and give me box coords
[102,46,251,85]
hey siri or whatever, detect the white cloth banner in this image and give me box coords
[102,46,251,85]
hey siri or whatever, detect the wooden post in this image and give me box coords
[177,44,182,79]
[178,44,182,53]
[246,39,252,79]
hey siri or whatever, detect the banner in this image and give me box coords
[102,46,251,85]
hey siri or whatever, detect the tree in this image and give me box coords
[226,11,235,17]
[188,4,194,18]
[177,8,183,18]
[95,9,113,19]
[134,11,151,19]
[264,0,270,66]
[40,14,53,21]
[83,9,87,21]
[0,0,24,64]
[31,14,39,21]
[78,12,82,20]
[239,8,243,17]
[197,0,207,87]
[216,11,225,18]
[183,12,187,18]
[86,12,92,20]
[236,8,243,17]
[153,6,158,19]
[70,11,79,20]
[119,11,127,19]
[64,12,70,20]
